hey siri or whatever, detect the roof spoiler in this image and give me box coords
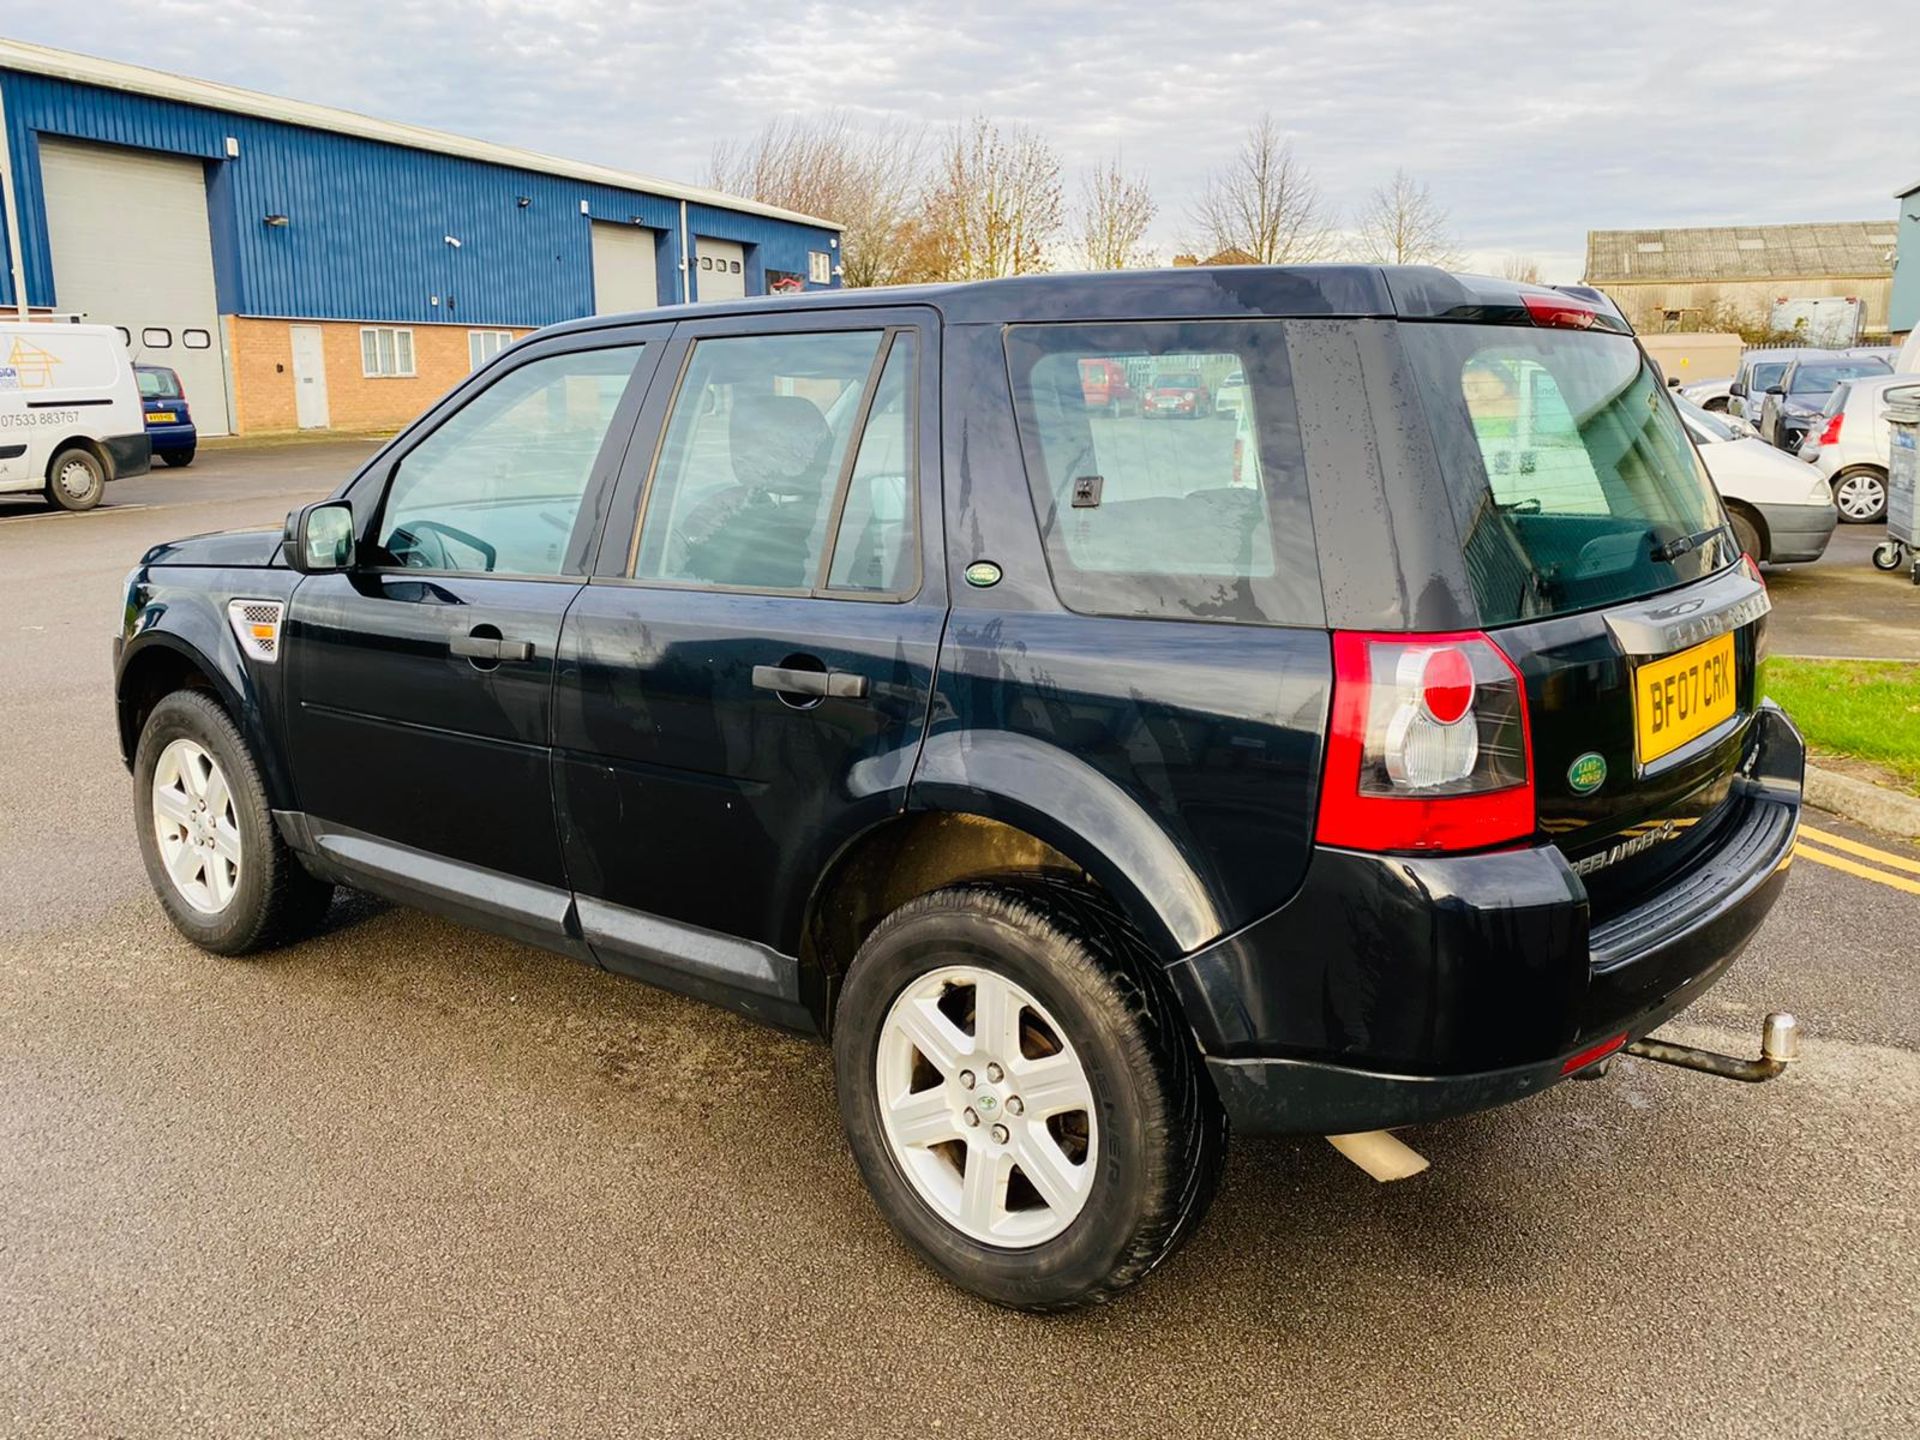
[1381,268,1632,335]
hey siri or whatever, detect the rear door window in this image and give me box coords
[1004,321,1321,626]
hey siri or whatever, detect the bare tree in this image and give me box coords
[1077,155,1156,270]
[1500,254,1542,285]
[1353,170,1461,267]
[1189,114,1332,264]
[708,113,926,288]
[913,117,1064,282]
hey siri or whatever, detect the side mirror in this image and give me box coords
[1765,384,1787,396]
[283,500,356,573]
[1729,381,1746,397]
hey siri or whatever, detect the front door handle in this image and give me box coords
[752,664,869,700]
[451,629,536,663]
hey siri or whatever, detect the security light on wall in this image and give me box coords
[262,213,289,227]
[516,195,531,207]
[225,136,240,158]
[444,236,462,248]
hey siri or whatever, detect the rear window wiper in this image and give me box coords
[1649,525,1724,564]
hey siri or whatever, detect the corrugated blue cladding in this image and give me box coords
[0,70,841,322]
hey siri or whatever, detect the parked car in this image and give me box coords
[1214,368,1248,414]
[1674,395,1837,561]
[1796,373,1920,523]
[1680,377,1734,413]
[1141,370,1212,417]
[135,363,197,467]
[1077,356,1136,415]
[1755,352,1890,452]
[1725,350,1810,421]
[0,320,149,510]
[114,267,1803,1311]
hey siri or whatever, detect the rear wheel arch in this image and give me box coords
[801,810,1174,1032]
[48,434,113,479]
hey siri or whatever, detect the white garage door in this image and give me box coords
[697,239,747,302]
[591,222,659,315]
[39,137,231,436]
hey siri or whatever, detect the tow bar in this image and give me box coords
[1624,1011,1801,1083]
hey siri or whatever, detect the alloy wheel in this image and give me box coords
[875,965,1098,1248]
[151,738,243,914]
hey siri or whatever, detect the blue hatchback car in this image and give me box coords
[135,364,197,467]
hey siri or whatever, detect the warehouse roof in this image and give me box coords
[1584,221,1897,283]
[0,38,839,231]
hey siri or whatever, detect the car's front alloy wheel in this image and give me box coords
[151,737,243,913]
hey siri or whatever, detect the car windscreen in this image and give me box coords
[1400,324,1733,626]
[1789,359,1889,395]
[1674,393,1736,442]
[1005,321,1322,626]
[136,369,181,399]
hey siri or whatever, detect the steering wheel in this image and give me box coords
[391,519,497,572]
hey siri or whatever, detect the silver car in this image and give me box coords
[1797,373,1920,523]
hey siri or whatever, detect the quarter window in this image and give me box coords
[1004,321,1321,625]
[468,329,515,371]
[141,327,172,349]
[361,326,416,378]
[633,328,917,594]
[374,345,643,575]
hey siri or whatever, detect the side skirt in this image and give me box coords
[273,811,815,1033]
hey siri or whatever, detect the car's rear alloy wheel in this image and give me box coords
[835,881,1225,1311]
[151,737,242,914]
[875,965,1097,1248]
[1834,469,1888,524]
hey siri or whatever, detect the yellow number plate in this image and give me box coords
[147,412,177,423]
[1634,632,1738,765]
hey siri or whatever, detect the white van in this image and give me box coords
[0,320,150,510]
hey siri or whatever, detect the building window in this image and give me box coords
[808,251,832,285]
[361,327,416,378]
[468,329,514,371]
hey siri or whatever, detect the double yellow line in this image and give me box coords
[1795,824,1920,897]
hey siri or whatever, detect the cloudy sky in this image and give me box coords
[13,1,1920,278]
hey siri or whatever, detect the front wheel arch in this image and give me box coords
[1724,500,1768,562]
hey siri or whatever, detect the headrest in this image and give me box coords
[729,393,835,493]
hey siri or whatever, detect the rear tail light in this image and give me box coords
[1316,631,1535,852]
[1817,410,1844,447]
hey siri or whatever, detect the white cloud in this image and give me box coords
[15,0,1919,271]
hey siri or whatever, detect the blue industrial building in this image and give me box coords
[0,38,842,433]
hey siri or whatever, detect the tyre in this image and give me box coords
[834,880,1224,1311]
[1728,508,1763,563]
[133,689,333,954]
[1833,468,1888,524]
[160,448,196,468]
[45,446,104,511]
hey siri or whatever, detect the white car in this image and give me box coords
[1215,369,1248,414]
[1796,373,1920,524]
[1675,394,1837,563]
[0,321,150,510]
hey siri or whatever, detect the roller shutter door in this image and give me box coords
[696,239,747,301]
[39,137,231,436]
[591,222,660,314]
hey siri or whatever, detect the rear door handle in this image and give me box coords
[752,664,869,699]
[451,631,536,662]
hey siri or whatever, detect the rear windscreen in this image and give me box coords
[1400,324,1733,625]
[1004,321,1322,626]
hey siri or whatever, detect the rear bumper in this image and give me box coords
[1169,704,1805,1135]
[1753,500,1838,563]
[104,431,151,480]
[146,421,197,451]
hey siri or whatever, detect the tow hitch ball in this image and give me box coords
[1623,1011,1801,1083]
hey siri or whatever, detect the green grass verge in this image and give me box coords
[1765,658,1920,792]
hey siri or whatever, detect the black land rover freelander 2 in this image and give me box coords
[115,267,1803,1310]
